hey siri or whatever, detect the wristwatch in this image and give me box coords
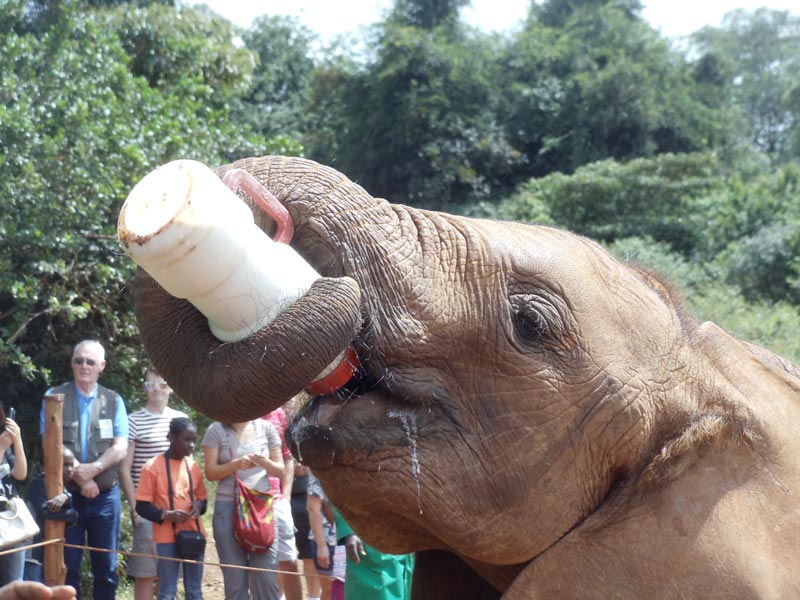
[94,460,105,472]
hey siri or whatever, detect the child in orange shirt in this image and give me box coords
[136,417,206,600]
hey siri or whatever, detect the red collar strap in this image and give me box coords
[305,345,360,396]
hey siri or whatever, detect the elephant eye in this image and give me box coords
[514,304,549,342]
[509,290,574,354]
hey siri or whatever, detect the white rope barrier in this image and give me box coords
[1,538,325,579]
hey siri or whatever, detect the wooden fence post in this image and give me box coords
[43,394,66,586]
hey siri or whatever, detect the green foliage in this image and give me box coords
[103,3,265,162]
[721,222,800,304]
[1,1,153,395]
[706,164,800,303]
[108,4,254,99]
[606,236,800,365]
[235,15,317,149]
[308,20,521,209]
[508,154,800,308]
[691,9,800,162]
[389,0,471,29]
[536,0,643,28]
[80,0,175,6]
[606,236,707,293]
[690,286,800,366]
[0,0,260,460]
[503,153,721,252]
[503,0,728,178]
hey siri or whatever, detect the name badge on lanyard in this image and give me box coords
[99,418,114,439]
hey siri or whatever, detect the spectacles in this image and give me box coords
[73,357,96,366]
[144,381,169,391]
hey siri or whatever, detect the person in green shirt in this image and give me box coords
[333,507,414,600]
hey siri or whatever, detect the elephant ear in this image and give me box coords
[133,269,362,421]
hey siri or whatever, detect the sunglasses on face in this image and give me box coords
[144,381,169,391]
[73,357,96,366]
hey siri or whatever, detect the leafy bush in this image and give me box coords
[605,236,708,294]
[721,222,800,304]
[0,0,262,465]
[690,285,800,365]
[504,153,721,253]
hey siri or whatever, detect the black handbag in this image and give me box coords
[175,529,205,560]
[164,453,206,560]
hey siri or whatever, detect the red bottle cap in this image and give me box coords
[305,345,360,396]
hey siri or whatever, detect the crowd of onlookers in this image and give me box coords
[0,340,413,600]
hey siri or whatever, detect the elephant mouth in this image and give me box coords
[285,295,436,470]
[286,338,406,468]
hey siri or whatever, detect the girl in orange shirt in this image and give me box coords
[136,417,206,600]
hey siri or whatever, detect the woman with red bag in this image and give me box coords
[202,419,284,599]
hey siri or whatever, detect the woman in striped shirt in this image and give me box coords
[119,365,187,600]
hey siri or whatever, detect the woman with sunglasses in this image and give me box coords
[119,366,187,600]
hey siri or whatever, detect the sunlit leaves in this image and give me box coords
[503,0,729,178]
[308,18,521,209]
[0,0,259,402]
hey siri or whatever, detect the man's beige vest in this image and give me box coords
[50,382,122,491]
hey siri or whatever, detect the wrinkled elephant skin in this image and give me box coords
[133,156,800,599]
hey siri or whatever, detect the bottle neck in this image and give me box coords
[305,344,359,396]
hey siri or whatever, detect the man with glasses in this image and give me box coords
[119,365,186,600]
[40,340,128,599]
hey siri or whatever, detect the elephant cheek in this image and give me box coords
[133,270,362,421]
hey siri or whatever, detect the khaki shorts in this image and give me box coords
[127,517,158,578]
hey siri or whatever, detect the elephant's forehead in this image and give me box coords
[476,220,617,284]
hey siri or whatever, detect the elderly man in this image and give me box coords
[40,340,128,600]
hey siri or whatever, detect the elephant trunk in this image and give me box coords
[134,271,361,421]
[124,156,368,421]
